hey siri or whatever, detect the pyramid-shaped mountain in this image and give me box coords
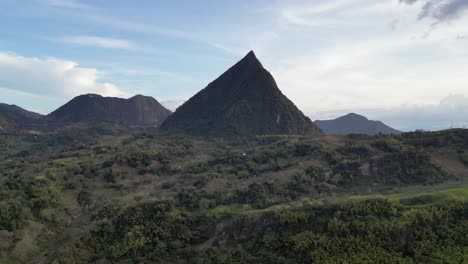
[315,113,401,135]
[48,94,172,127]
[161,51,321,136]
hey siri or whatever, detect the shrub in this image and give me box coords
[376,150,447,184]
[4,175,62,212]
[235,182,280,208]
[83,199,193,261]
[0,200,24,231]
[104,169,117,183]
[30,179,63,211]
[77,191,92,208]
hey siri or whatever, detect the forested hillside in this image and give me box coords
[0,127,467,263]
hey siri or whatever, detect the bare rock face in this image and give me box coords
[161,51,322,137]
[315,113,401,135]
[47,94,172,127]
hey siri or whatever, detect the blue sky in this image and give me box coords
[0,0,468,131]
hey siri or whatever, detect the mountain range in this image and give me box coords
[315,113,400,135]
[1,51,404,136]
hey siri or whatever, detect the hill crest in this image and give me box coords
[47,94,172,127]
[0,103,43,131]
[315,113,400,135]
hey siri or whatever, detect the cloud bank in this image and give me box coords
[0,51,126,100]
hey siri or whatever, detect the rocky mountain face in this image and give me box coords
[47,94,172,127]
[0,103,42,131]
[315,113,401,135]
[161,51,322,137]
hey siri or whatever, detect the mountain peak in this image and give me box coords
[341,113,368,121]
[0,103,43,131]
[0,103,42,119]
[230,50,264,72]
[243,50,258,62]
[48,94,172,127]
[161,51,321,137]
[315,113,400,135]
[129,94,150,100]
[246,50,255,56]
[81,93,102,98]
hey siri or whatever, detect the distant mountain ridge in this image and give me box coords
[314,113,401,135]
[47,94,172,127]
[161,51,322,137]
[314,113,400,135]
[0,103,43,131]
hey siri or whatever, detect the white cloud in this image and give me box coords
[42,0,263,58]
[65,7,244,56]
[77,13,201,45]
[247,0,468,120]
[280,1,354,28]
[61,35,135,49]
[47,0,92,9]
[26,0,467,130]
[272,37,468,118]
[279,0,404,28]
[0,51,127,100]
[46,0,208,50]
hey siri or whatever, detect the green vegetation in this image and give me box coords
[0,127,467,263]
[376,149,447,184]
[0,175,62,231]
[79,199,194,262]
[459,150,468,166]
[59,197,468,263]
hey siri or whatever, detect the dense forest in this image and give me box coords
[0,127,467,263]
